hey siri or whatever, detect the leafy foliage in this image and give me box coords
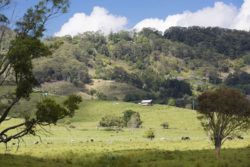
[159,79,192,99]
[33,56,91,86]
[197,87,250,157]
[123,110,142,128]
[225,71,250,94]
[144,129,155,140]
[164,26,250,58]
[0,0,70,144]
[99,115,124,128]
[36,95,81,124]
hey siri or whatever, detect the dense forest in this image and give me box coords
[3,26,250,108]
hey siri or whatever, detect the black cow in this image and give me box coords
[181,137,190,140]
[237,136,244,140]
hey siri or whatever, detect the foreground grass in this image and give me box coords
[1,147,250,167]
[0,99,250,166]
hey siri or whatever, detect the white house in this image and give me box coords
[139,100,153,106]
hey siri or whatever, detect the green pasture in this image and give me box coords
[0,100,249,167]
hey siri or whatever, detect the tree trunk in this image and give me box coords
[215,138,222,159]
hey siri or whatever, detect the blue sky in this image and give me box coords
[3,0,248,36]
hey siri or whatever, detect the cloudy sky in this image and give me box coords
[3,0,249,36]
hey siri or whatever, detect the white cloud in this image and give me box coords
[134,0,250,32]
[231,0,250,30]
[55,6,127,36]
[56,1,250,36]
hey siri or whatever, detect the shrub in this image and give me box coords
[243,54,250,65]
[99,115,124,128]
[106,96,119,101]
[89,89,97,95]
[123,93,141,102]
[167,98,176,106]
[96,92,108,100]
[159,79,192,99]
[161,122,169,129]
[123,110,142,128]
[144,129,155,140]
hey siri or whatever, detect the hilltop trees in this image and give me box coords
[197,87,250,158]
[15,26,250,104]
[0,0,84,144]
[164,26,250,58]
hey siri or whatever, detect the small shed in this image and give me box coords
[139,100,153,106]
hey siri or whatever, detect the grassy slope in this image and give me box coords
[0,100,250,167]
[85,79,146,100]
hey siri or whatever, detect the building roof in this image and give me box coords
[141,100,152,103]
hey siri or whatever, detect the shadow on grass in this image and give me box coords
[0,147,250,167]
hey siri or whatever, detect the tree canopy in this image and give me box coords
[197,87,250,158]
[0,0,84,145]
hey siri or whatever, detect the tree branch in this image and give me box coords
[0,97,19,124]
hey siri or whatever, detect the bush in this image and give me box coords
[226,71,250,86]
[243,54,250,65]
[99,115,124,128]
[89,89,97,95]
[123,93,141,102]
[144,129,155,140]
[96,92,108,100]
[123,110,142,128]
[159,79,192,99]
[161,122,169,129]
[175,95,195,108]
[167,98,176,106]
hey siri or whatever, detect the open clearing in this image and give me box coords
[0,100,250,167]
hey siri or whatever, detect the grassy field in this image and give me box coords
[0,100,250,167]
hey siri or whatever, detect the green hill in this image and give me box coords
[3,26,250,107]
[29,27,250,108]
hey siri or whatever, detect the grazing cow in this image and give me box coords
[237,136,244,140]
[69,125,76,129]
[181,137,190,140]
[34,141,39,145]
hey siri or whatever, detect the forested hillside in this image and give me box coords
[4,26,250,108]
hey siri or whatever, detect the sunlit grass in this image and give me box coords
[0,100,249,167]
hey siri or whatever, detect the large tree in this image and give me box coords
[0,0,82,145]
[197,87,250,158]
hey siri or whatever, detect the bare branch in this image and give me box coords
[0,122,25,135]
[0,98,19,124]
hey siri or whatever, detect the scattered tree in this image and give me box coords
[197,87,250,158]
[144,129,155,140]
[123,110,142,128]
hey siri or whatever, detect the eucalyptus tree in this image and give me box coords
[197,87,250,158]
[0,0,82,145]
